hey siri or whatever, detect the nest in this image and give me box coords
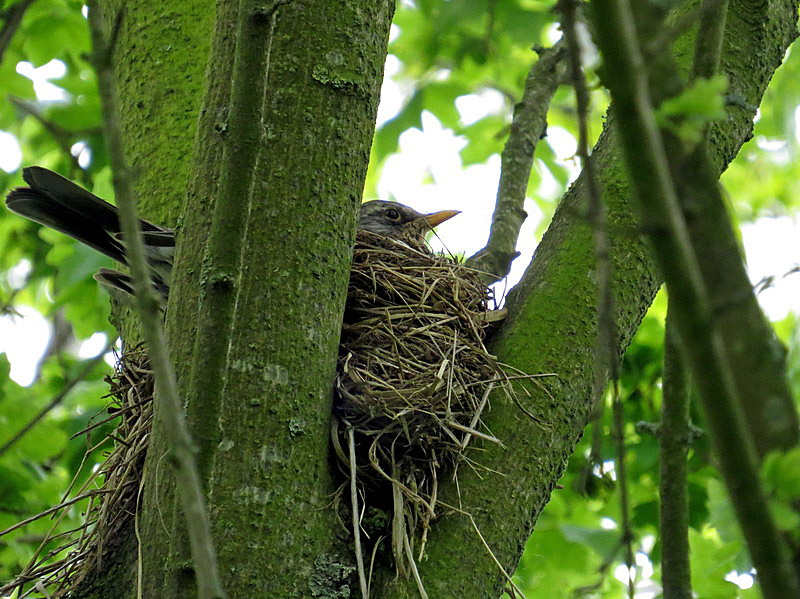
[0,347,153,599]
[332,230,525,593]
[0,230,536,599]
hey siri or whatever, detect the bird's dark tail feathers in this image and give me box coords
[5,166,174,299]
[6,166,157,263]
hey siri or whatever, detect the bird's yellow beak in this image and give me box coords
[423,209,460,228]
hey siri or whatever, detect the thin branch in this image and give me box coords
[0,350,108,459]
[659,307,692,599]
[589,0,800,597]
[574,409,605,495]
[184,0,286,484]
[0,0,35,65]
[691,0,729,81]
[86,4,225,599]
[557,0,617,397]
[0,490,107,538]
[465,41,566,282]
[9,96,93,186]
[612,381,635,599]
[649,16,723,597]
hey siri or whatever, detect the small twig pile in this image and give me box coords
[0,347,153,599]
[332,230,521,593]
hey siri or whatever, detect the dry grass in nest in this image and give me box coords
[332,230,533,597]
[0,347,153,599]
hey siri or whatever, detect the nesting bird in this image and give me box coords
[5,167,459,298]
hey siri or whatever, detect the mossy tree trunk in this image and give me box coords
[76,0,798,597]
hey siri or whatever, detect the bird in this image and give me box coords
[5,167,460,299]
[356,200,458,237]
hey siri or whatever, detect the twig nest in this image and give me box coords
[334,230,513,576]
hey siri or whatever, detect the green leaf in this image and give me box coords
[458,114,507,165]
[769,498,800,533]
[656,75,729,143]
[689,527,743,599]
[761,447,800,501]
[559,524,619,557]
[374,90,425,163]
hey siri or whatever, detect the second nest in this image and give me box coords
[333,229,517,577]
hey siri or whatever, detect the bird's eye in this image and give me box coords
[386,208,400,221]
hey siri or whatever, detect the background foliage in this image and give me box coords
[0,0,798,596]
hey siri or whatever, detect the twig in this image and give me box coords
[659,308,692,599]
[465,41,566,282]
[0,0,35,65]
[611,379,635,599]
[8,96,94,186]
[574,407,605,495]
[0,350,108,458]
[588,0,800,597]
[86,4,226,599]
[0,490,107,538]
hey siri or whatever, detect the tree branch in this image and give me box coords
[691,0,729,81]
[465,41,566,282]
[9,96,94,186]
[659,307,692,599]
[588,0,799,596]
[612,381,635,599]
[86,5,225,599]
[380,0,799,588]
[0,0,35,65]
[661,0,800,458]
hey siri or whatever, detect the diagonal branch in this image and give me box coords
[0,0,35,65]
[665,0,800,458]
[465,41,566,283]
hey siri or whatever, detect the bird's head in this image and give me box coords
[358,200,460,236]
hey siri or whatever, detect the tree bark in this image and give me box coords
[660,308,692,599]
[76,1,217,596]
[78,0,396,597]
